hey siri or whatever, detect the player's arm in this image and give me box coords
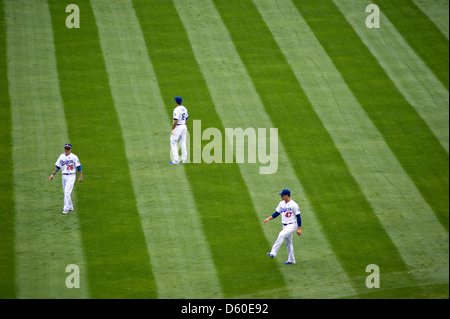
[171,119,178,134]
[49,166,60,181]
[264,212,280,224]
[171,109,179,134]
[296,209,302,236]
[77,165,83,183]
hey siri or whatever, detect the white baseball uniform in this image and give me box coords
[55,153,81,212]
[170,104,189,163]
[269,199,301,263]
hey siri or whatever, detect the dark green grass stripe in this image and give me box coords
[212,0,412,294]
[293,0,449,231]
[0,0,15,299]
[373,0,449,88]
[48,0,157,298]
[132,0,289,298]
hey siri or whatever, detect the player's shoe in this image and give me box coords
[62,210,69,214]
[267,252,274,258]
[168,161,179,165]
[284,261,295,265]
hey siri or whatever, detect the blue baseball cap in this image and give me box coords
[64,143,72,149]
[279,189,290,196]
[174,96,182,104]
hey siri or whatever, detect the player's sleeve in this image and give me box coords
[75,156,82,171]
[295,204,302,226]
[173,109,178,120]
[271,202,283,218]
[275,201,282,213]
[55,156,61,168]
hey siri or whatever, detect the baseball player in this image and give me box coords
[169,96,189,164]
[264,189,302,264]
[49,143,82,214]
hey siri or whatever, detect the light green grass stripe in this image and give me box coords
[90,0,222,299]
[174,0,355,299]
[6,0,88,298]
[335,0,449,152]
[413,0,449,39]
[254,0,448,289]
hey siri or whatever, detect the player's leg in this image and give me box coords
[269,236,283,257]
[284,232,295,264]
[170,128,180,163]
[180,125,188,163]
[63,175,76,213]
[62,175,67,212]
[269,225,290,257]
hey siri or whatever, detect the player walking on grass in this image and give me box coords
[169,96,189,165]
[49,143,82,214]
[264,189,302,264]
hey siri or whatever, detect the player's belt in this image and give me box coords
[63,173,75,175]
[176,123,185,126]
[283,222,295,226]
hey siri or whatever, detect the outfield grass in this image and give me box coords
[0,0,14,299]
[374,0,449,88]
[1,0,448,299]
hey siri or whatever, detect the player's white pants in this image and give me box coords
[170,124,187,163]
[270,223,297,263]
[62,173,76,212]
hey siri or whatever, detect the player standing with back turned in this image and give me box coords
[264,189,302,264]
[169,96,189,164]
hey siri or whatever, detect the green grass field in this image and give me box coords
[0,0,448,299]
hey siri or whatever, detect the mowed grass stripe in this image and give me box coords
[90,0,222,298]
[6,0,88,298]
[49,0,156,298]
[412,0,449,39]
[135,0,289,298]
[294,0,449,231]
[175,0,356,298]
[373,0,449,88]
[255,0,448,296]
[0,0,15,298]
[335,0,448,152]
